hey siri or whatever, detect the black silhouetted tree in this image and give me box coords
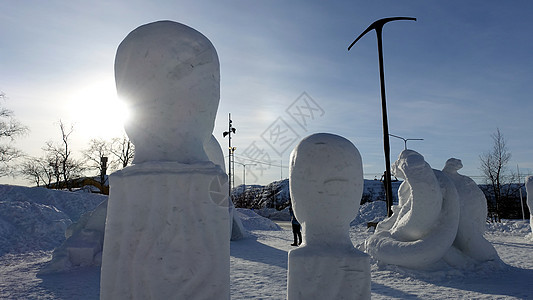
[479,128,517,221]
[110,135,135,168]
[83,138,113,187]
[43,120,84,190]
[20,156,54,187]
[0,92,28,177]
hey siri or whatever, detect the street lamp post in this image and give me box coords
[234,162,256,194]
[389,134,424,150]
[348,17,416,217]
[223,113,236,201]
[234,161,256,207]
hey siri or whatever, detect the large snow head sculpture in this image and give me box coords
[115,20,220,164]
[289,133,363,244]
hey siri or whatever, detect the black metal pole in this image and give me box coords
[226,113,232,201]
[348,17,416,218]
[375,28,394,217]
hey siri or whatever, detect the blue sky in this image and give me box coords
[1,1,532,186]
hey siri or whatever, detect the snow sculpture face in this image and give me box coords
[289,133,363,229]
[115,20,220,164]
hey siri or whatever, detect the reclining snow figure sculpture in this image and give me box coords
[365,150,461,269]
[442,158,499,265]
[526,176,533,238]
[100,21,230,299]
[287,133,370,300]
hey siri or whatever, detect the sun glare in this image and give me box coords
[68,80,131,140]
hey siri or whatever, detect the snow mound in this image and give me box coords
[0,201,71,255]
[0,185,106,222]
[351,201,387,226]
[0,185,106,255]
[487,219,531,236]
[255,207,291,221]
[235,208,282,231]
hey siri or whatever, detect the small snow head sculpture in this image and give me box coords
[443,158,463,174]
[289,133,363,244]
[115,20,220,163]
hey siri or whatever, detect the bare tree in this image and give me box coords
[43,120,84,190]
[83,138,113,188]
[20,158,42,186]
[479,128,516,221]
[20,156,54,187]
[0,92,29,176]
[110,135,135,168]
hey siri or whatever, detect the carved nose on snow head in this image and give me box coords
[114,20,220,164]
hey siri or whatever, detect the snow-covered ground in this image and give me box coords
[1,185,532,299]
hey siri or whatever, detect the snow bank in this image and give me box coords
[0,185,106,255]
[235,208,282,231]
[0,185,106,222]
[487,219,531,236]
[0,201,71,255]
[351,201,387,226]
[255,207,291,221]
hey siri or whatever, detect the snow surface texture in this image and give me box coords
[101,21,230,299]
[288,133,370,299]
[526,175,533,240]
[0,185,105,255]
[115,20,220,164]
[366,150,500,270]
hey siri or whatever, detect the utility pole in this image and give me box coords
[100,156,108,194]
[223,113,236,201]
[348,17,416,217]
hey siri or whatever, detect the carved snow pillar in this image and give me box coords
[100,21,229,299]
[287,133,370,300]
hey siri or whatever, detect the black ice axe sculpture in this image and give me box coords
[348,17,416,217]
